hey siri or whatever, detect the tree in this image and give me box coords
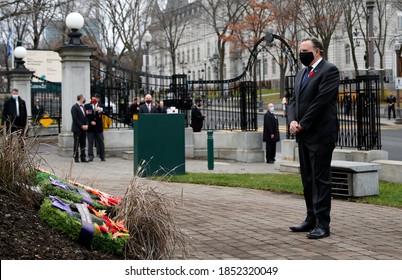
[152,1,191,75]
[298,0,345,59]
[200,0,248,80]
[343,0,364,77]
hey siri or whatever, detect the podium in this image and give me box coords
[133,113,186,177]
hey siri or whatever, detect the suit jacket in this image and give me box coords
[191,105,204,132]
[1,96,27,129]
[84,102,105,133]
[263,111,280,142]
[71,103,88,133]
[139,103,158,113]
[288,59,340,144]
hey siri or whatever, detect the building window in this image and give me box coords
[398,15,402,29]
[207,42,210,58]
[187,49,190,62]
[192,48,195,62]
[345,44,351,65]
[197,47,200,61]
[271,58,276,75]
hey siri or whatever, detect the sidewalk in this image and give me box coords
[36,144,402,260]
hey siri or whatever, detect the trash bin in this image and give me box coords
[133,113,186,177]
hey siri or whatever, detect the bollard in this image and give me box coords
[207,130,214,170]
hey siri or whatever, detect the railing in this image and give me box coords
[285,74,381,150]
[90,55,258,131]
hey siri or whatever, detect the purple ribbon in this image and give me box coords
[49,176,71,191]
[76,188,94,206]
[49,195,72,215]
[74,203,94,247]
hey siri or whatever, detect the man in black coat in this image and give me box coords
[386,93,396,119]
[288,38,340,239]
[32,99,45,124]
[1,88,28,134]
[85,94,105,161]
[263,103,280,164]
[191,98,205,132]
[71,94,89,163]
[139,94,158,113]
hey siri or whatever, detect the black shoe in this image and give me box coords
[268,160,275,164]
[88,158,93,162]
[81,158,89,163]
[74,158,79,163]
[101,158,106,161]
[289,221,316,232]
[307,227,330,239]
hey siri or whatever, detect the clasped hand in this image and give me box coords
[289,121,303,134]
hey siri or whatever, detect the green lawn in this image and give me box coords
[165,173,402,209]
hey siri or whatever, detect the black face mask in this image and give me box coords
[299,52,314,67]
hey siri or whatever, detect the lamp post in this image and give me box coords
[13,46,28,71]
[65,12,85,45]
[257,52,264,112]
[143,30,152,93]
[394,43,402,124]
[203,59,207,79]
[367,0,375,72]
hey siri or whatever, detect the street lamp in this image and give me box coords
[65,12,85,45]
[13,46,28,70]
[257,52,265,112]
[143,30,152,93]
[394,43,402,124]
[367,0,375,72]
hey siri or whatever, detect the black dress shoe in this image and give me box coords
[307,227,330,239]
[81,159,89,163]
[289,221,316,232]
[101,158,106,161]
[74,159,79,163]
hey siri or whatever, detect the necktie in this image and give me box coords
[302,66,313,86]
[15,98,19,117]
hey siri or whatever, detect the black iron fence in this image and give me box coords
[337,75,381,150]
[30,75,62,135]
[285,74,381,150]
[90,55,258,131]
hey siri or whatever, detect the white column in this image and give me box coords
[56,46,95,156]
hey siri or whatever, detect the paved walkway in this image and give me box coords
[36,144,402,260]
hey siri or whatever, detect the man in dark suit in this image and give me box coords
[263,103,280,164]
[386,93,396,119]
[32,99,45,124]
[71,94,89,163]
[1,88,28,134]
[191,98,205,132]
[139,94,158,113]
[288,38,340,239]
[85,94,105,161]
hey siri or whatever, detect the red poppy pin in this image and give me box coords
[308,71,315,78]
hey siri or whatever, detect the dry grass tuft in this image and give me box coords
[0,128,41,207]
[114,175,190,260]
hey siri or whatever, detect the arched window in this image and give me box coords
[345,44,351,65]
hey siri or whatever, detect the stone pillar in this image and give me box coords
[9,70,34,117]
[56,46,95,156]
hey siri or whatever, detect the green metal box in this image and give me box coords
[133,113,186,177]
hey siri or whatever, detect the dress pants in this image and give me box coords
[265,141,276,162]
[87,131,105,160]
[298,141,335,229]
[73,131,87,160]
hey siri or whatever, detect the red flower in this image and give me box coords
[308,70,315,78]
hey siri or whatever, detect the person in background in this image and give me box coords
[386,93,396,120]
[263,103,280,164]
[288,38,340,239]
[127,97,140,123]
[139,94,158,113]
[32,99,45,124]
[85,94,105,162]
[1,88,28,135]
[71,94,89,163]
[158,100,167,113]
[191,98,205,132]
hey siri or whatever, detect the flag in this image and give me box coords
[7,28,12,57]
